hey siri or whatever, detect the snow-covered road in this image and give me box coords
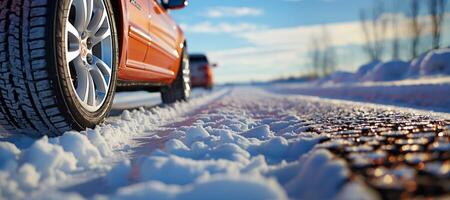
[0,87,449,200]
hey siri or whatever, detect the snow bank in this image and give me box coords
[419,48,450,76]
[355,60,381,79]
[0,89,228,199]
[268,78,450,113]
[318,71,356,84]
[363,60,409,82]
[406,53,427,77]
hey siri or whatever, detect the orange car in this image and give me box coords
[0,0,190,136]
[189,54,215,89]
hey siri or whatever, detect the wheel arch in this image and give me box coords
[173,39,188,78]
[110,0,128,71]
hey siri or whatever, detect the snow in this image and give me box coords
[420,48,450,76]
[318,71,356,85]
[280,150,349,199]
[241,125,273,139]
[355,60,381,79]
[183,126,210,146]
[406,52,427,77]
[57,132,102,168]
[111,175,287,200]
[0,89,228,199]
[336,181,380,200]
[362,60,410,82]
[2,87,445,199]
[267,77,450,113]
[0,142,20,171]
[20,137,78,182]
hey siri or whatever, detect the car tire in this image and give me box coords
[161,47,191,104]
[0,0,118,137]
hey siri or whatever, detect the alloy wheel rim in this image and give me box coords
[65,0,113,112]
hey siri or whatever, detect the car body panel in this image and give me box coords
[116,0,185,85]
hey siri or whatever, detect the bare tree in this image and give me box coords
[308,26,337,77]
[359,0,388,61]
[391,0,401,59]
[408,0,422,58]
[320,25,336,75]
[428,0,448,49]
[308,36,321,77]
[372,0,388,60]
[359,11,376,60]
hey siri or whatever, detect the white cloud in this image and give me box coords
[181,22,266,34]
[237,13,431,48]
[207,13,445,83]
[203,7,264,18]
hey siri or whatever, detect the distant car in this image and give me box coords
[189,54,216,89]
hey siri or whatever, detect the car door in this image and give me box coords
[145,0,180,73]
[126,0,151,66]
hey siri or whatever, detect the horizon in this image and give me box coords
[171,0,450,84]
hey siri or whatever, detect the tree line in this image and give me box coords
[361,0,448,60]
[308,0,448,77]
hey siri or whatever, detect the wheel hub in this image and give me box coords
[80,39,90,61]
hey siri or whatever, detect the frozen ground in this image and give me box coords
[0,87,449,200]
[266,77,450,113]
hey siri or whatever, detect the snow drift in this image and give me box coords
[362,60,410,82]
[419,48,450,76]
[355,60,381,79]
[406,53,427,77]
[318,71,356,84]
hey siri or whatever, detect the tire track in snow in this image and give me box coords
[60,88,231,196]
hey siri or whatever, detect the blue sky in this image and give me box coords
[170,0,450,83]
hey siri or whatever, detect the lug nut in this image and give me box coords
[86,54,93,64]
[87,38,92,46]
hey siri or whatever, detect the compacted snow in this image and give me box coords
[0,87,448,200]
[0,88,391,200]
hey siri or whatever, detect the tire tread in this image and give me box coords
[0,0,72,136]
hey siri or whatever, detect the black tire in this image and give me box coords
[161,47,191,104]
[0,0,118,137]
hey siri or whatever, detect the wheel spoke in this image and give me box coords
[91,27,111,47]
[87,6,107,34]
[73,58,89,102]
[89,66,108,93]
[66,22,81,62]
[93,56,112,77]
[67,49,80,63]
[67,22,80,39]
[87,73,96,106]
[73,0,94,31]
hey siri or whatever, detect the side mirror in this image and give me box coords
[162,0,188,10]
[211,63,218,68]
